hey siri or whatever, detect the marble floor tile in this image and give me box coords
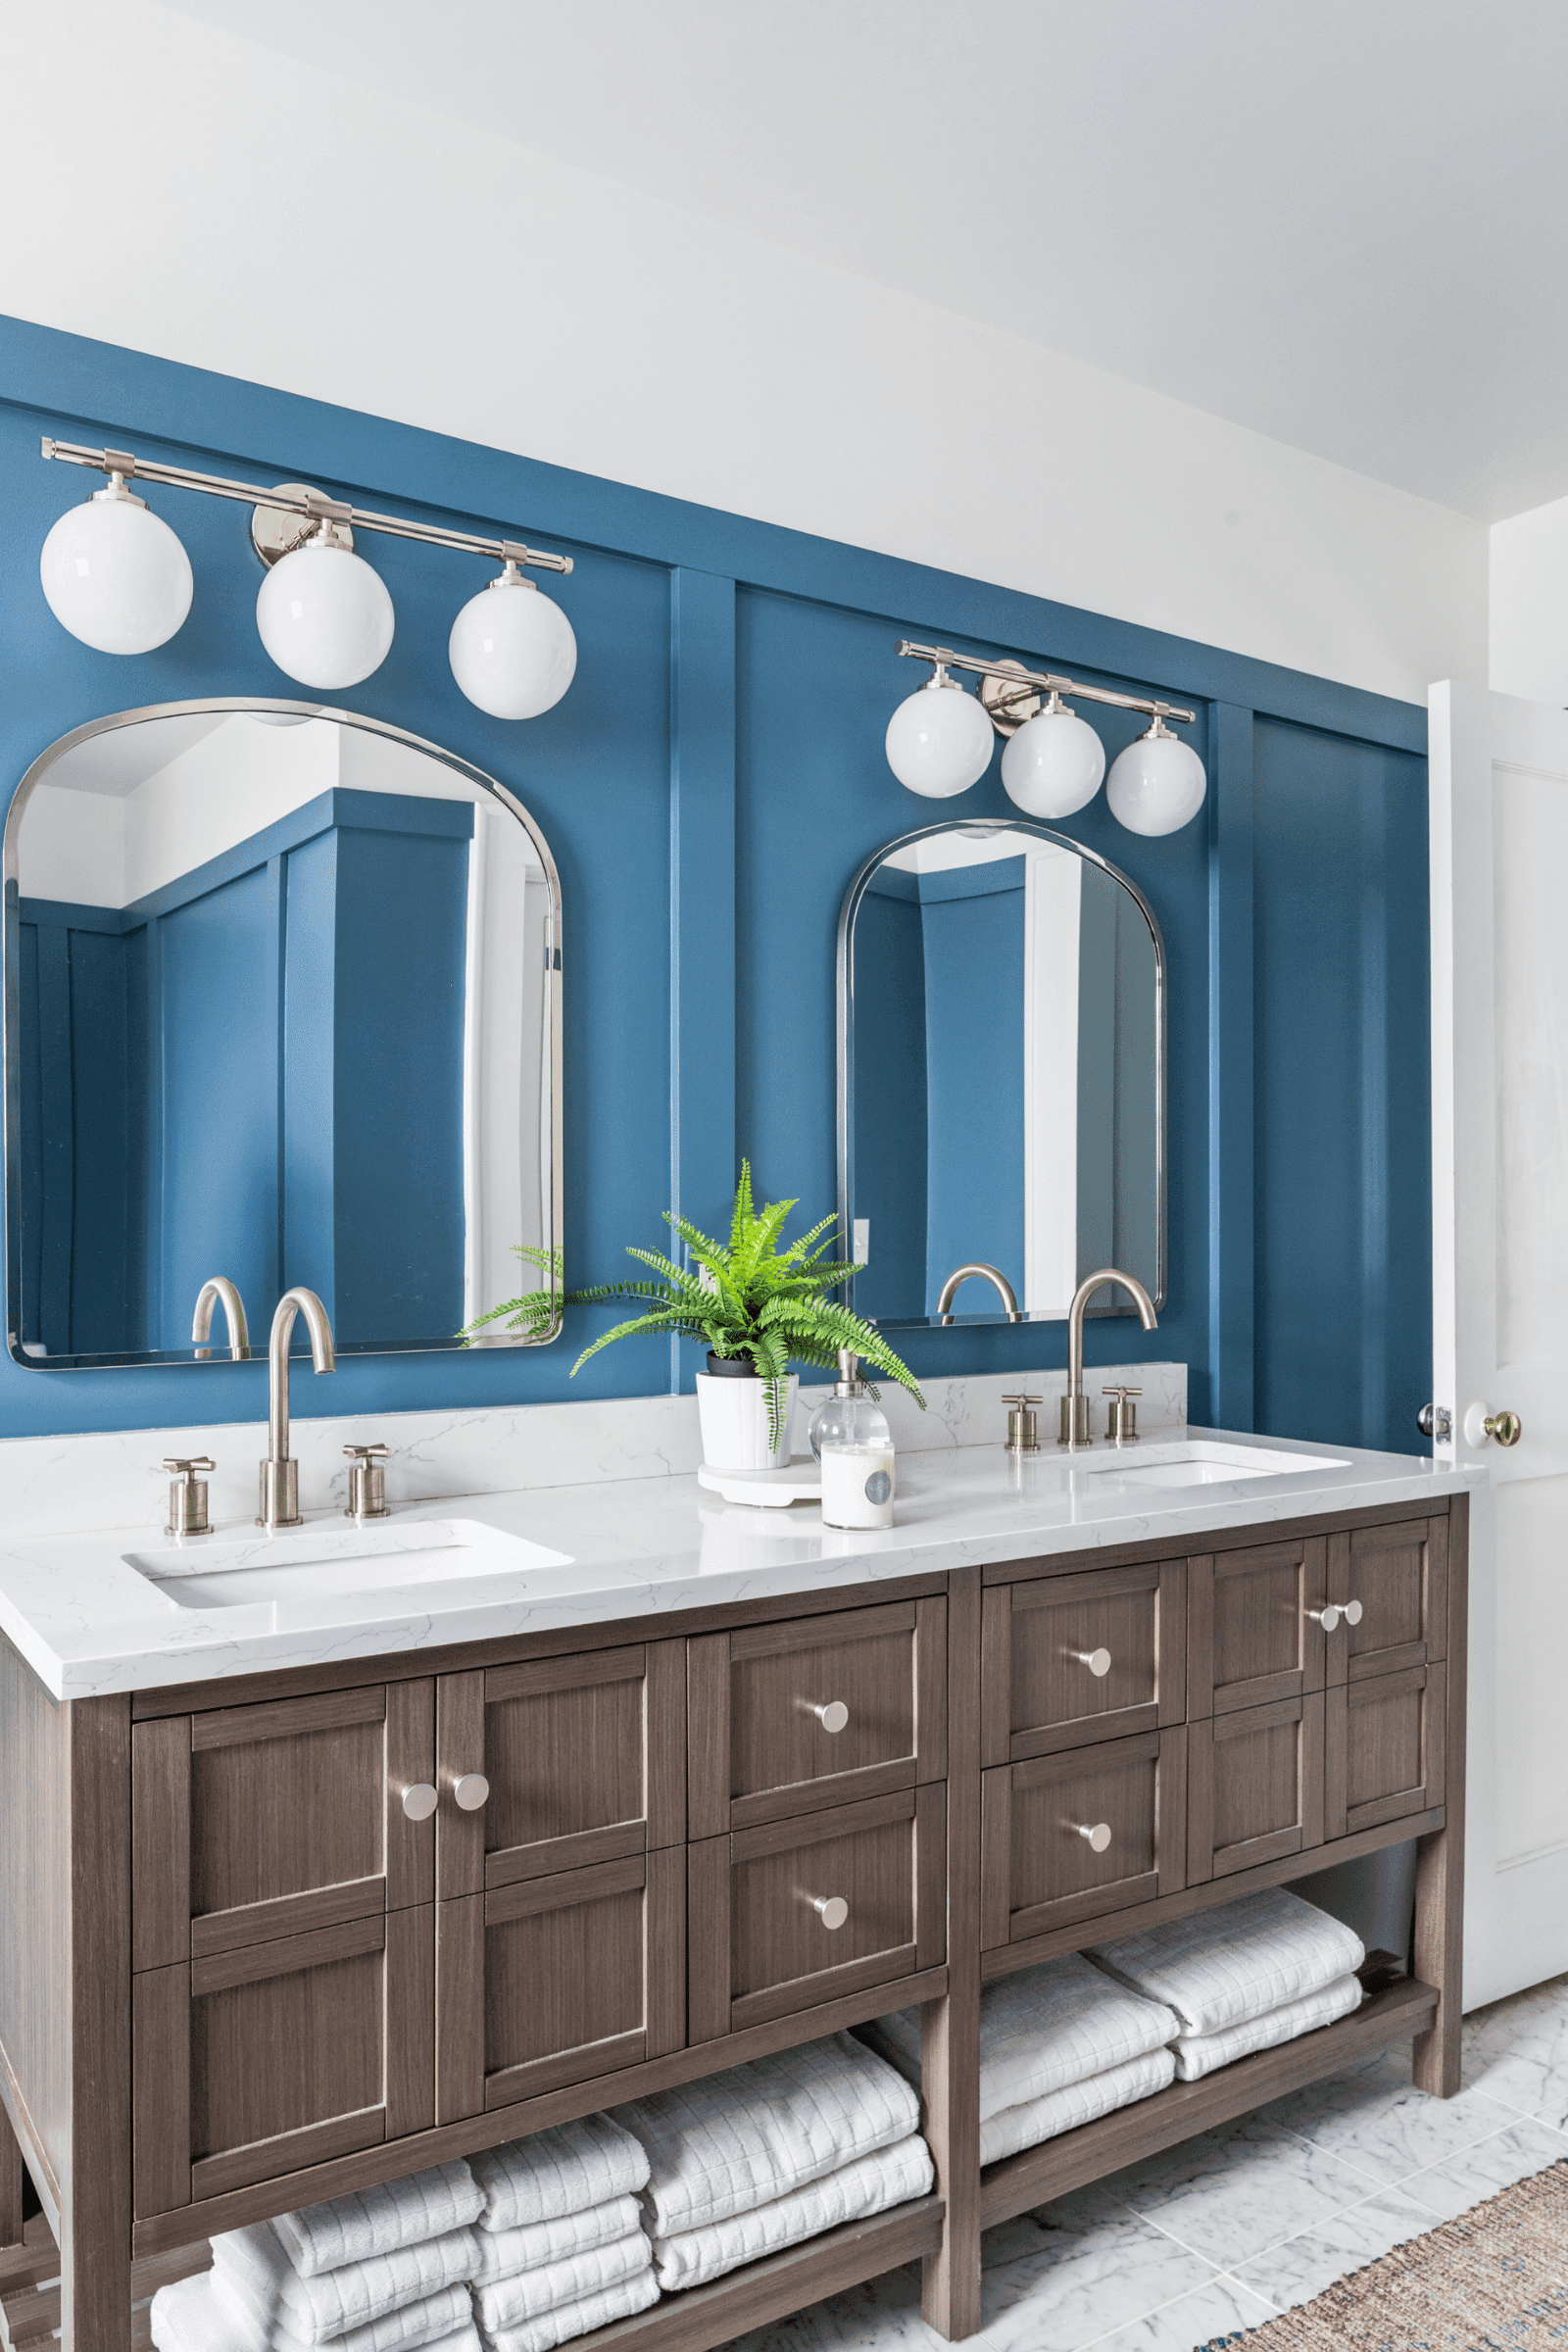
[1254,2060,1524,2186]
[1068,2270,1277,2352]
[976,2203,1221,2352]
[1392,2115,1568,2225]
[1102,2113,1389,2270]
[1462,1980,1568,2129]
[1228,2185,1439,2313]
[723,2261,946,2352]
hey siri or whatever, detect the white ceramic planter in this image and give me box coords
[695,1370,798,1471]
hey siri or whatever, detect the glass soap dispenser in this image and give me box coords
[809,1349,896,1529]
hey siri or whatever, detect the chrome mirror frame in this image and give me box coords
[3,697,564,1369]
[836,815,1166,1328]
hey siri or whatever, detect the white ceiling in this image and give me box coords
[163,0,1568,522]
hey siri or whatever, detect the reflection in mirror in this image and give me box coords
[6,705,561,1366]
[839,821,1163,1329]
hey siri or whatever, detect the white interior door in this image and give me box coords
[1430,679,1568,2008]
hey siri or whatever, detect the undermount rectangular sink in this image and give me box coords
[1083,1441,1351,1490]
[125,1517,572,1609]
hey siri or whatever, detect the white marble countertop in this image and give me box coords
[0,1426,1479,1700]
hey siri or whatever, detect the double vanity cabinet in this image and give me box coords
[0,1475,1468,2351]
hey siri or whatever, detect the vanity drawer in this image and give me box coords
[1189,1692,1325,1881]
[687,1597,946,1836]
[131,1683,436,1968]
[980,1727,1187,1947]
[1326,1661,1446,1838]
[688,1785,946,2039]
[1329,1519,1447,1683]
[1187,1538,1327,1719]
[982,1562,1186,1762]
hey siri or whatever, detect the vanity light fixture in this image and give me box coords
[37,438,575,712]
[889,641,1205,835]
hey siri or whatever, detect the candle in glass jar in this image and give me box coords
[819,1443,896,1530]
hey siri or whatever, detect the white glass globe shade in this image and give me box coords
[1106,728,1207,836]
[39,489,193,655]
[255,542,394,690]
[449,576,577,719]
[885,681,994,797]
[1001,705,1106,818]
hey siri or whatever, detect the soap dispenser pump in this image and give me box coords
[808,1349,896,1529]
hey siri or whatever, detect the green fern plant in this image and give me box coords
[461,1164,924,1449]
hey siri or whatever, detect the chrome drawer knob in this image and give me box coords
[1076,1648,1112,1677]
[814,1700,850,1734]
[1076,1822,1112,1853]
[453,1772,490,1811]
[1309,1601,1363,1633]
[812,1894,849,1930]
[401,1783,438,1822]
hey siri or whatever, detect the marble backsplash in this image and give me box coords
[0,1361,1187,1539]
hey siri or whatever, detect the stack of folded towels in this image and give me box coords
[1088,1886,1365,2080]
[466,2114,658,2351]
[860,1951,1180,2164]
[149,2161,485,2352]
[612,2031,933,2292]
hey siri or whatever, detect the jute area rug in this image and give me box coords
[1202,2157,1568,2350]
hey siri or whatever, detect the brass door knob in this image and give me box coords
[812,1895,849,1930]
[1485,1411,1523,1447]
[401,1783,438,1822]
[453,1773,490,1811]
[1076,1822,1112,1853]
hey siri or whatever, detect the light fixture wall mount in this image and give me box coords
[897,640,1195,736]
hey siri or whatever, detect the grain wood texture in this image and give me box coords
[190,2107,385,2203]
[728,1600,916,1662]
[481,1651,651,1886]
[477,1853,651,2110]
[189,1876,387,1959]
[645,1640,687,1849]
[130,1717,188,1972]
[190,1687,385,1751]
[1414,1493,1467,2096]
[189,1699,386,1928]
[486,1821,646,1891]
[686,1838,731,2046]
[993,1729,1180,1937]
[645,1845,687,2061]
[485,2031,648,2110]
[0,1638,71,2210]
[915,1784,948,1972]
[62,1694,133,2352]
[914,1595,949,1781]
[189,1912,386,1999]
[1189,1690,1325,1882]
[1187,1538,1327,1720]
[484,1646,646,1702]
[0,2099,21,2250]
[728,1757,916,1834]
[132,1963,953,2257]
[435,1672,486,1901]
[727,1606,921,1826]
[384,1907,434,2140]
[1,2228,212,2352]
[922,1560,982,2342]
[130,1576,952,1720]
[728,1790,919,2026]
[1333,1518,1442,1683]
[1326,1663,1444,1841]
[384,1678,435,1910]
[434,1895,483,2126]
[980,1978,1440,2226]
[132,1965,189,2221]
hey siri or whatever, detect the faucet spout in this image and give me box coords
[192,1276,250,1360]
[936,1262,1023,1323]
[259,1288,336,1529]
[1061,1266,1157,1450]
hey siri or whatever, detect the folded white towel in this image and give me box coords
[1089,1888,1365,2035]
[471,2115,649,2232]
[651,2132,933,2293]
[861,1952,1179,2125]
[273,2163,483,2277]
[482,2270,661,2352]
[1172,1971,1362,2080]
[472,2193,644,2283]
[212,2219,479,2344]
[979,2047,1176,2166]
[152,2272,476,2352]
[613,2030,919,2239]
[476,2230,651,2331]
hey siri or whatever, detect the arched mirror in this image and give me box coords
[838,818,1164,1328]
[5,700,562,1366]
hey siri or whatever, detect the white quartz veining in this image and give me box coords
[0,1397,1477,1702]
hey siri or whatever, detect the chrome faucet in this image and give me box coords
[936,1262,1023,1323]
[258,1288,336,1529]
[1060,1266,1157,1448]
[192,1276,250,1360]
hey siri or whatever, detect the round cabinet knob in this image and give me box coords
[812,1895,849,1930]
[1076,1822,1112,1853]
[1309,1605,1343,1633]
[400,1783,438,1823]
[1342,1599,1364,1626]
[453,1773,490,1812]
[1077,1648,1112,1678]
[814,1700,850,1734]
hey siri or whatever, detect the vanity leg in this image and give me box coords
[0,2096,23,2248]
[60,1695,132,2350]
[1413,1495,1467,2098]
[921,1566,983,2340]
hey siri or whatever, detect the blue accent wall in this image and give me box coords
[919,861,1026,1313]
[0,314,1431,1447]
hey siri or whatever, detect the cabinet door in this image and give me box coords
[688,1598,946,1836]
[1327,1518,1447,1686]
[131,1682,435,1968]
[1187,1539,1327,1718]
[132,1907,433,2219]
[432,1642,686,2122]
[982,1564,1185,1763]
[1188,1693,1326,1882]
[980,1727,1187,1947]
[688,1785,946,2042]
[1326,1663,1446,1839]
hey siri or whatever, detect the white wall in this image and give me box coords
[0,0,1488,706]
[1491,495,1568,706]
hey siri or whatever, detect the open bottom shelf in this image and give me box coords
[980,1976,1440,2228]
[0,2195,946,2352]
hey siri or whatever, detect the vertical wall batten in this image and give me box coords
[1207,703,1255,1431]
